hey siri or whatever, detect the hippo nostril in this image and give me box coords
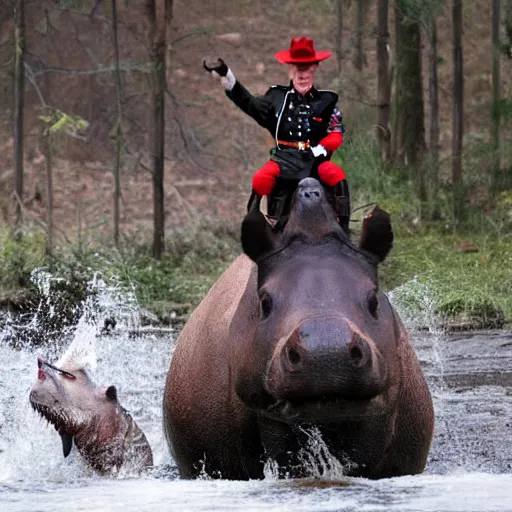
[287,346,302,365]
[349,345,364,365]
[301,189,321,200]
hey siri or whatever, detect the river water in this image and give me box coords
[0,277,511,511]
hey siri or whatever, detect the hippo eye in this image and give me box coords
[368,291,379,318]
[260,293,273,319]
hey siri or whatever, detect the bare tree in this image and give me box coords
[502,1,512,58]
[353,0,371,98]
[112,0,123,247]
[13,0,25,232]
[426,8,441,208]
[376,0,391,163]
[506,0,512,33]
[491,0,501,192]
[149,0,173,259]
[452,0,463,194]
[335,0,344,76]
[392,0,426,196]
[503,1,512,57]
[43,9,54,257]
[43,124,53,257]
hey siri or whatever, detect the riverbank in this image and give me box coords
[0,213,510,338]
[381,228,511,330]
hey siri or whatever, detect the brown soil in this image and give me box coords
[0,0,510,242]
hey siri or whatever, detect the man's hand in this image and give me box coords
[311,145,328,158]
[203,58,228,77]
[203,58,236,91]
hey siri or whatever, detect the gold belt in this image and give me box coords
[277,140,310,151]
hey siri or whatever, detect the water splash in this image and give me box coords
[0,269,73,351]
[388,277,447,381]
[388,277,443,335]
[30,268,63,324]
[54,273,141,373]
[297,427,355,480]
[263,458,280,480]
[388,278,470,472]
[0,269,175,482]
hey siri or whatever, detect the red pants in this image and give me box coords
[252,160,346,196]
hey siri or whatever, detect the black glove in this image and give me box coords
[203,58,228,77]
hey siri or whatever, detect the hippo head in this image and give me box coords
[29,357,121,457]
[237,178,397,423]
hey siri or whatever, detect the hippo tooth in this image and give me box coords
[61,433,73,457]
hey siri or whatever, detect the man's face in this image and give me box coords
[288,63,318,95]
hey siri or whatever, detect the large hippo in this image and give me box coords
[30,356,153,475]
[163,178,434,480]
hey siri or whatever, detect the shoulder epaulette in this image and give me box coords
[317,89,339,98]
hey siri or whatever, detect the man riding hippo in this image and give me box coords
[204,36,350,231]
[30,356,153,475]
[163,179,434,480]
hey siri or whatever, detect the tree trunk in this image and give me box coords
[393,0,426,195]
[505,0,512,34]
[335,0,344,76]
[427,17,440,203]
[13,0,25,233]
[353,0,369,98]
[149,0,173,260]
[502,0,512,58]
[112,0,122,247]
[452,0,463,187]
[376,0,391,164]
[44,129,53,257]
[491,0,501,192]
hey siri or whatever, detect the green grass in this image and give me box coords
[1,208,510,330]
[1,109,511,328]
[0,225,46,295]
[332,104,512,325]
[381,230,512,325]
[0,219,240,327]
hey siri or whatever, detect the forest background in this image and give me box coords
[0,0,511,340]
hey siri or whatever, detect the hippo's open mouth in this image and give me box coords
[265,394,388,423]
[30,401,76,457]
[30,401,72,436]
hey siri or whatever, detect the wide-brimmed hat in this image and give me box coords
[275,37,332,64]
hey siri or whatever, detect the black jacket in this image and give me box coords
[226,81,338,147]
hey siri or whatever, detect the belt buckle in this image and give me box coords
[298,141,307,151]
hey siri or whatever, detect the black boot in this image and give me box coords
[334,180,350,233]
[246,189,260,213]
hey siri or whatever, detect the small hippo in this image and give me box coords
[30,356,153,475]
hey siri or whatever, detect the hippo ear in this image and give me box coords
[105,385,118,402]
[241,197,280,262]
[359,206,394,262]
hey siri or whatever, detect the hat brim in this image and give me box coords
[274,50,332,64]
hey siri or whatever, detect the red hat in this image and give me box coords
[275,37,332,64]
